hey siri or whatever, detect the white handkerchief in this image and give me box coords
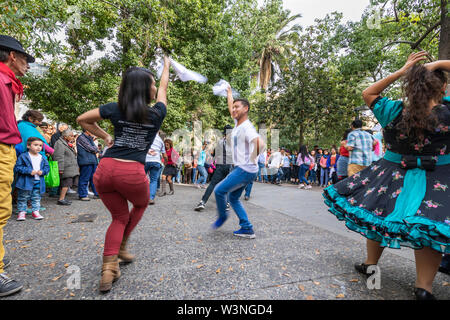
[212,80,240,98]
[171,58,208,83]
[156,57,208,83]
[156,56,208,84]
[156,56,164,79]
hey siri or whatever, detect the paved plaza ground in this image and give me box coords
[2,182,449,300]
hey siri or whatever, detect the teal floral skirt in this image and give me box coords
[323,158,450,254]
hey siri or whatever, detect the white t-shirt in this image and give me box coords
[29,152,42,180]
[145,134,165,164]
[268,152,282,169]
[232,119,260,173]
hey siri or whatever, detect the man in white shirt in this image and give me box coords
[144,132,167,205]
[267,149,282,184]
[212,86,265,239]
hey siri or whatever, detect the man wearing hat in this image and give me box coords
[0,35,34,297]
[194,125,233,211]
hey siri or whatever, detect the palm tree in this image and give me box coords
[257,13,302,90]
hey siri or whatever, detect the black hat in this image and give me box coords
[0,35,35,63]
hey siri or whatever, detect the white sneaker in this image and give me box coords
[298,184,305,189]
[67,188,76,194]
[87,191,94,196]
[305,185,312,190]
[31,211,44,220]
[17,212,26,221]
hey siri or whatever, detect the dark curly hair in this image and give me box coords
[398,65,447,146]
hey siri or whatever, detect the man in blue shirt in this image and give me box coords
[345,119,376,176]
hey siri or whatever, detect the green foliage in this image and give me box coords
[2,0,446,150]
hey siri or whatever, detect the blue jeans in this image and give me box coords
[78,164,98,198]
[245,180,253,197]
[214,167,257,230]
[17,180,41,212]
[298,164,310,185]
[157,165,164,189]
[197,165,207,186]
[308,168,317,184]
[282,167,290,181]
[145,162,162,200]
[270,168,282,183]
[320,168,329,186]
[257,162,267,182]
[192,167,197,184]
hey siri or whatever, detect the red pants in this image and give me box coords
[93,158,149,256]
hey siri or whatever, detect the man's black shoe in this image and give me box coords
[57,199,72,206]
[0,273,23,297]
[244,196,249,201]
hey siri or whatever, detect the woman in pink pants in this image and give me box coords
[77,57,171,293]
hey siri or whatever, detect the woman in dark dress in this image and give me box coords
[323,52,450,300]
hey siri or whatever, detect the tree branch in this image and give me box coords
[382,41,435,61]
[412,20,442,49]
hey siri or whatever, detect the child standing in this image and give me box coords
[308,150,317,185]
[14,137,50,220]
[319,149,330,187]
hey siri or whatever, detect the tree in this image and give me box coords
[254,0,302,90]
[255,14,360,150]
[9,0,262,134]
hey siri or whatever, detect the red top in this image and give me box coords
[0,72,21,145]
[166,148,179,166]
[339,145,349,157]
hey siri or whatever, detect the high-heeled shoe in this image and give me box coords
[414,288,436,300]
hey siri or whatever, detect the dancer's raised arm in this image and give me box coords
[425,60,450,73]
[227,85,234,118]
[362,51,429,107]
[157,55,171,106]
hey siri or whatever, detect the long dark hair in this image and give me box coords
[118,67,155,124]
[398,65,447,145]
[299,145,309,162]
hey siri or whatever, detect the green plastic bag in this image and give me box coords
[45,156,60,188]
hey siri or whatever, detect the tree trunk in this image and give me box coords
[439,0,450,61]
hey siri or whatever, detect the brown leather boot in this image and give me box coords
[158,180,166,197]
[118,237,135,263]
[99,255,121,293]
[168,181,174,195]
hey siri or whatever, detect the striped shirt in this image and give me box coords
[347,129,374,166]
